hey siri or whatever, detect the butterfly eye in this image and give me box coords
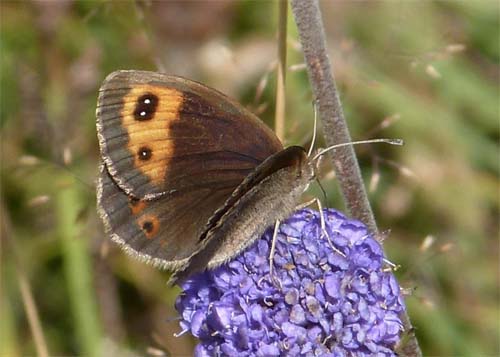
[138,146,152,161]
[134,93,158,121]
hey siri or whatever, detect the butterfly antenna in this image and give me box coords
[312,138,403,162]
[307,101,319,157]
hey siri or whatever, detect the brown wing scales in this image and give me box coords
[96,70,284,269]
[96,70,282,200]
[97,164,236,269]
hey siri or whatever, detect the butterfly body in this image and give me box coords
[96,70,314,280]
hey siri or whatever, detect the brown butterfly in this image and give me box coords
[96,70,315,282]
[96,70,400,283]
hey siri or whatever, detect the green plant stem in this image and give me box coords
[57,187,102,356]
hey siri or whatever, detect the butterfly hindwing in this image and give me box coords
[97,164,236,269]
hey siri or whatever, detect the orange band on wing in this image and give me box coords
[121,85,183,187]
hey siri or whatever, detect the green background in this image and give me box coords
[1,1,498,356]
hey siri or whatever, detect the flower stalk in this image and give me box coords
[289,1,421,355]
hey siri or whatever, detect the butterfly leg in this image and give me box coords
[296,198,345,257]
[268,219,281,277]
[374,230,399,270]
[382,257,399,272]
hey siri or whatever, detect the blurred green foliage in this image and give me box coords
[1,1,498,356]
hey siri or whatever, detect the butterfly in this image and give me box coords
[96,70,400,283]
[96,69,318,283]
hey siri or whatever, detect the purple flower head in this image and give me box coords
[175,208,406,356]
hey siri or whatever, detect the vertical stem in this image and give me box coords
[275,0,288,141]
[290,1,422,356]
[290,0,376,232]
[57,187,102,356]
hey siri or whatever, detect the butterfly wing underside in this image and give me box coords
[96,70,283,268]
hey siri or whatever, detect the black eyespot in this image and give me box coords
[138,146,152,161]
[142,221,154,233]
[134,93,158,121]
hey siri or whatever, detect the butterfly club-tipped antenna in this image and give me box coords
[306,138,403,202]
[312,138,404,163]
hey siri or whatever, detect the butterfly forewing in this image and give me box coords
[96,70,282,200]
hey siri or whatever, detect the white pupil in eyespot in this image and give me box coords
[140,111,146,116]
[144,99,151,104]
